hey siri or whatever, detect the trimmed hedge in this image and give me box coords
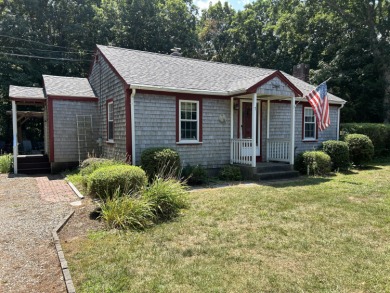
[0,154,12,173]
[345,134,374,166]
[341,123,390,157]
[322,140,350,171]
[141,147,181,179]
[80,158,122,176]
[88,165,147,199]
[296,151,331,176]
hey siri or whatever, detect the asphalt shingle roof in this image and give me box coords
[97,45,345,104]
[43,75,96,98]
[9,86,45,100]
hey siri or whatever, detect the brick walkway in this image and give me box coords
[35,175,77,203]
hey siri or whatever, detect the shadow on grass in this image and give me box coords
[264,177,331,188]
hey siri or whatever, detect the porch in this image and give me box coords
[229,93,296,167]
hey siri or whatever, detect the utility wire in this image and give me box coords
[0,46,94,55]
[0,52,91,62]
[0,34,95,52]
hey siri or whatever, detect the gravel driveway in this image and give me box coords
[0,174,74,293]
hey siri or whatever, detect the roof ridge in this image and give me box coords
[96,44,276,72]
[43,74,88,80]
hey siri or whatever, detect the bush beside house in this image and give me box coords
[295,151,332,176]
[341,123,390,157]
[321,140,350,171]
[0,154,12,173]
[141,148,181,179]
[345,134,374,166]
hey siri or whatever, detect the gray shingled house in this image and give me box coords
[9,45,346,177]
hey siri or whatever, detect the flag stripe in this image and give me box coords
[304,82,330,132]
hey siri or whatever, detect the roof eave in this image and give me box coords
[130,84,246,96]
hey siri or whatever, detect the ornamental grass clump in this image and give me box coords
[99,188,154,230]
[88,165,147,199]
[0,154,12,173]
[142,177,189,221]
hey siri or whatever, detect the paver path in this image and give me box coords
[0,174,76,293]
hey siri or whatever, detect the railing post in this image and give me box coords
[266,99,270,162]
[290,96,295,165]
[251,93,257,167]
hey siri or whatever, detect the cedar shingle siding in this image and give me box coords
[89,54,127,159]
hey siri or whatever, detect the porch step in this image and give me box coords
[254,162,299,181]
[254,170,300,181]
[17,155,51,174]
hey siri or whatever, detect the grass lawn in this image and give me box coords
[63,163,390,292]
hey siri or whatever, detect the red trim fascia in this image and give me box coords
[176,97,203,143]
[106,98,114,142]
[137,89,230,100]
[246,71,303,97]
[125,88,132,163]
[302,104,319,141]
[47,95,98,102]
[48,97,54,163]
[97,47,128,87]
[87,48,98,79]
[10,97,45,104]
[237,101,240,138]
[259,101,263,162]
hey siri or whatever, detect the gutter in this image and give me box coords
[337,103,345,140]
[130,83,245,97]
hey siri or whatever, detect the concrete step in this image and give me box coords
[18,167,51,175]
[254,170,300,181]
[257,163,293,173]
[18,161,51,169]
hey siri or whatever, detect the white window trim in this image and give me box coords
[107,101,114,142]
[303,106,316,141]
[179,99,199,143]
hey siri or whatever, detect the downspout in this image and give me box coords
[337,103,345,141]
[130,88,136,165]
[12,100,18,174]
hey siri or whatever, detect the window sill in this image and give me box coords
[176,141,203,145]
[302,139,318,143]
[106,140,115,144]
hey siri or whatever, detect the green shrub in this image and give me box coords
[219,165,242,181]
[88,165,147,199]
[182,164,207,185]
[341,123,390,157]
[80,158,121,176]
[99,189,154,230]
[141,147,181,179]
[142,177,189,220]
[300,151,332,176]
[321,140,350,171]
[345,134,374,166]
[0,154,12,173]
[294,153,306,174]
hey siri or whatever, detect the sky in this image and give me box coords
[194,0,252,11]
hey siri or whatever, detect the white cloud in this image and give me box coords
[194,0,221,11]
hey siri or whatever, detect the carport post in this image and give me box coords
[12,100,18,174]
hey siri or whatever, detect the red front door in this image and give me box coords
[241,102,261,161]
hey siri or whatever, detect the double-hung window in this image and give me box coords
[303,107,316,140]
[107,101,114,141]
[179,100,199,142]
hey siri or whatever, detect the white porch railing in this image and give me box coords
[231,138,253,165]
[267,139,290,162]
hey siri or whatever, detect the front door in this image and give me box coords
[241,101,261,160]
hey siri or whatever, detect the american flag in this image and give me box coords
[304,82,330,131]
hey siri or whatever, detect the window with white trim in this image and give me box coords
[304,107,316,140]
[179,100,199,142]
[107,101,114,141]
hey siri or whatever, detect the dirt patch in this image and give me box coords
[59,197,105,243]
